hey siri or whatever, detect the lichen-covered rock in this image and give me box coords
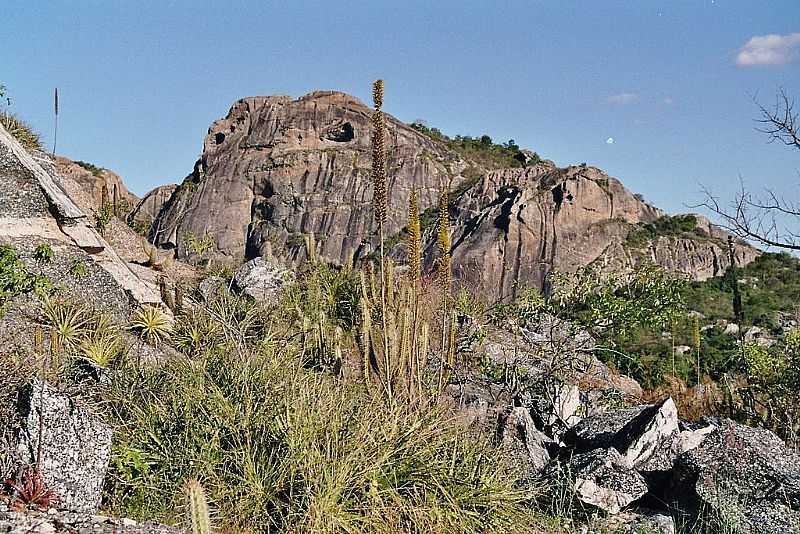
[563,405,650,453]
[9,381,112,514]
[232,256,294,303]
[671,418,800,533]
[496,406,554,475]
[197,275,227,302]
[566,447,648,514]
[612,398,679,470]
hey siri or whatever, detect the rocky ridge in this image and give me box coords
[148,90,759,302]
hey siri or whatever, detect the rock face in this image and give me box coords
[54,156,138,211]
[7,381,113,514]
[151,91,461,266]
[150,91,760,304]
[130,184,177,230]
[232,256,295,303]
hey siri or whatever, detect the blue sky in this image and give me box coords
[3,1,799,216]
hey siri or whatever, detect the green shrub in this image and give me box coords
[33,243,54,263]
[0,244,52,309]
[626,214,700,247]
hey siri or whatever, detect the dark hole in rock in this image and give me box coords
[321,122,355,143]
[214,132,226,145]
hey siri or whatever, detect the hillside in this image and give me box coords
[147,91,759,302]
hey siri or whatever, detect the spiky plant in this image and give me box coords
[0,112,41,151]
[41,297,90,351]
[131,305,172,345]
[183,479,212,534]
[407,189,422,285]
[78,330,121,367]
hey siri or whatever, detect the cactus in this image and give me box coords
[184,479,212,534]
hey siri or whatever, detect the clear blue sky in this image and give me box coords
[3,1,799,216]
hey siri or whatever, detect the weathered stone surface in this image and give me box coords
[232,256,294,303]
[612,398,679,470]
[566,447,649,514]
[497,406,554,474]
[671,417,800,533]
[564,405,649,453]
[197,275,228,302]
[588,508,676,534]
[53,156,138,211]
[9,381,112,514]
[150,91,759,304]
[130,184,177,229]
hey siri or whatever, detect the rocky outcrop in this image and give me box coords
[150,91,760,304]
[130,184,177,229]
[0,502,180,534]
[4,381,112,514]
[672,418,800,533]
[54,156,137,211]
[151,91,462,265]
[0,123,160,310]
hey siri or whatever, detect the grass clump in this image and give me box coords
[0,112,41,151]
[102,338,536,532]
[130,305,172,345]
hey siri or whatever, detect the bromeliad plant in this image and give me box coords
[130,305,172,345]
[4,466,61,511]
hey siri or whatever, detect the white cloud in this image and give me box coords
[606,137,615,144]
[663,97,674,105]
[606,93,639,104]
[736,32,800,67]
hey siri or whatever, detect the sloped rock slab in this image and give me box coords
[233,256,294,303]
[671,417,800,533]
[612,397,679,471]
[563,405,649,453]
[497,406,555,477]
[9,381,112,514]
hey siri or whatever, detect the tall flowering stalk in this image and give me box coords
[436,187,454,393]
[371,79,391,399]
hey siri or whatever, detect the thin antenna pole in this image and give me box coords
[52,88,58,155]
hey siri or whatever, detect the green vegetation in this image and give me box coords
[410,121,540,170]
[0,245,52,310]
[74,160,105,177]
[625,214,701,248]
[130,305,172,345]
[0,112,42,151]
[33,243,54,263]
[95,201,114,236]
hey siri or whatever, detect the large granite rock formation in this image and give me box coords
[150,91,759,303]
[54,156,138,212]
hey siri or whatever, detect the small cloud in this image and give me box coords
[663,97,674,105]
[606,93,639,104]
[736,32,800,67]
[606,137,615,144]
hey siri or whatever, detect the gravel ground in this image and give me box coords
[0,500,181,533]
[0,143,51,218]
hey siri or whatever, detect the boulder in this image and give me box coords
[612,398,679,471]
[198,275,227,302]
[523,380,582,440]
[7,381,113,514]
[588,508,676,534]
[497,406,554,474]
[564,405,650,453]
[232,257,294,303]
[671,418,800,533]
[566,447,648,514]
[723,323,740,336]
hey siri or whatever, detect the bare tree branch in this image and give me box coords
[695,90,800,251]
